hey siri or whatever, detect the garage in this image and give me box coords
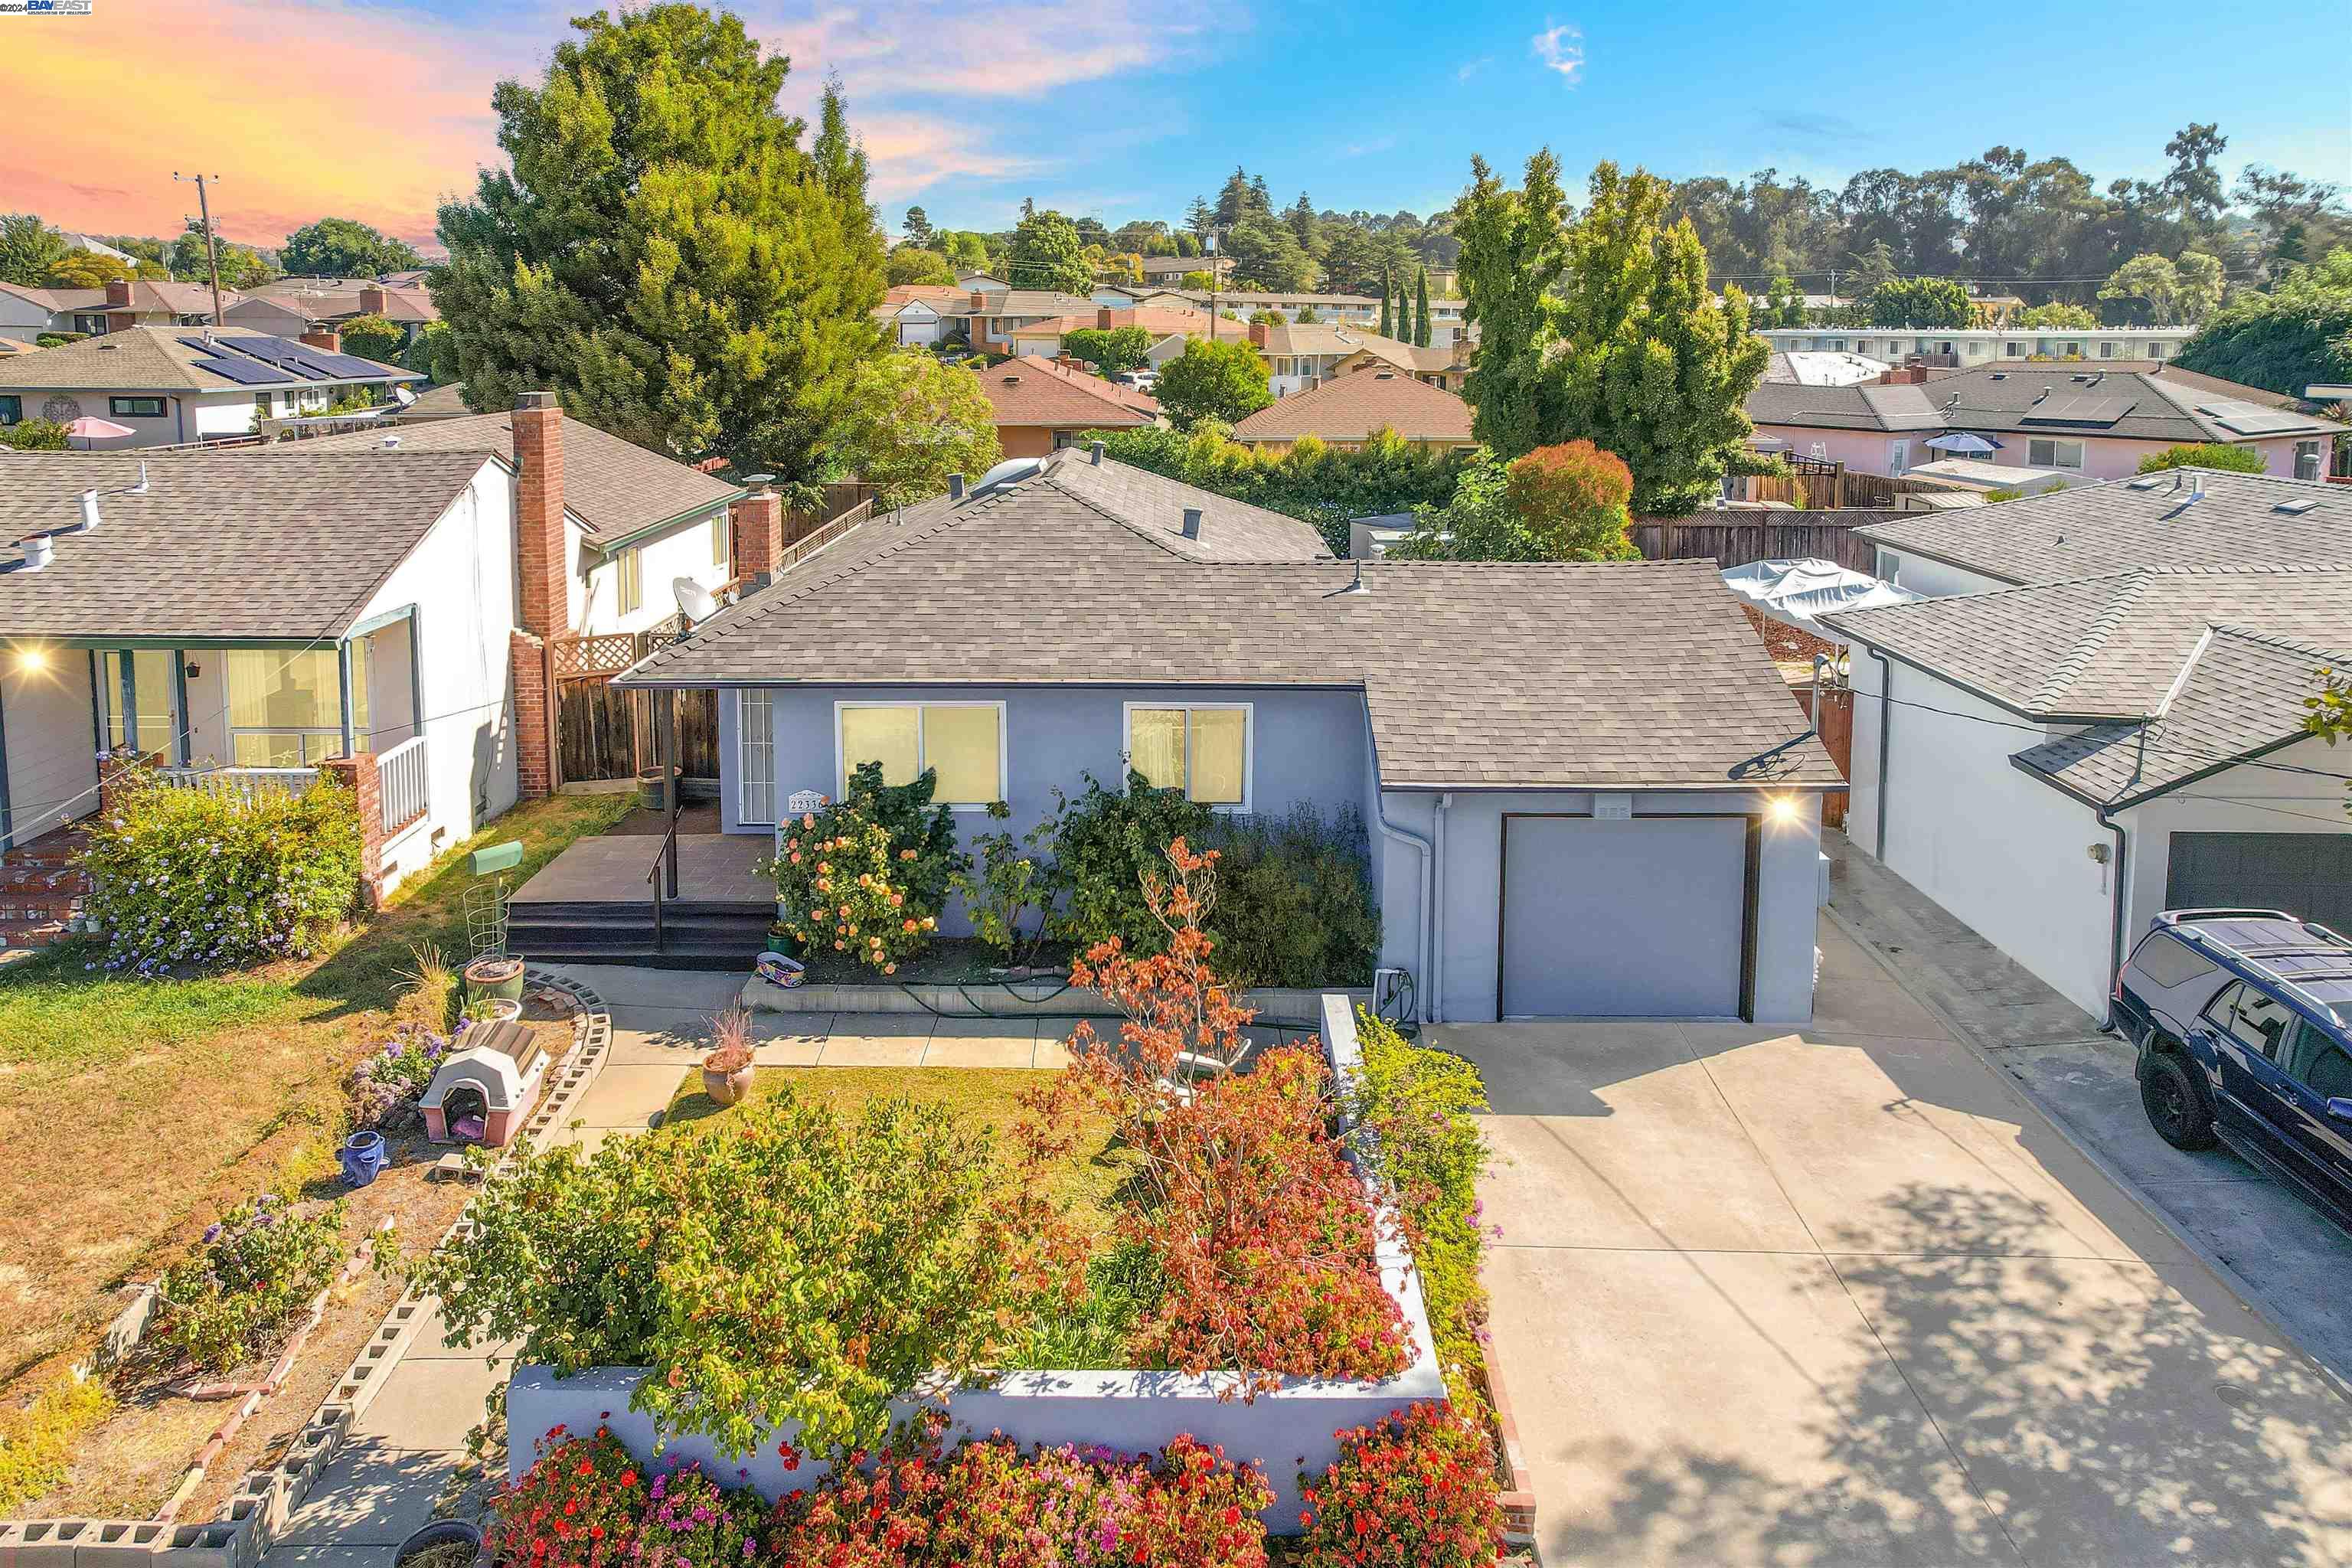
[2165,831,2352,933]
[1498,814,1756,1018]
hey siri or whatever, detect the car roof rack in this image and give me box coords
[2169,913,2352,1011]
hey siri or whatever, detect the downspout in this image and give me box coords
[1432,792,1451,1023]
[1867,646,1893,857]
[1372,792,1435,1026]
[2096,804,2130,1032]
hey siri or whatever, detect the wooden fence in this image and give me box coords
[1630,511,1901,574]
[550,623,714,787]
[1732,467,1952,510]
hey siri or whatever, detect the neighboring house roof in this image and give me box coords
[1854,469,2352,586]
[1819,566,2352,720]
[1762,350,1891,387]
[227,286,437,326]
[875,285,965,322]
[1011,307,1214,341]
[0,448,493,639]
[0,325,414,395]
[1254,322,1429,368]
[1140,255,1227,275]
[2014,625,2350,807]
[1749,366,2345,446]
[616,452,1838,791]
[972,360,1158,430]
[982,290,1102,317]
[1231,370,1473,444]
[1175,290,1380,309]
[398,383,475,417]
[295,410,740,544]
[0,280,68,311]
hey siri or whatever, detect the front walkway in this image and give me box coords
[1448,916,2352,1567]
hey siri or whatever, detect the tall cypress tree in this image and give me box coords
[1413,267,1431,347]
[434,4,884,482]
[1378,273,1393,338]
[1455,152,1569,459]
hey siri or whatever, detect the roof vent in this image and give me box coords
[74,489,100,534]
[1374,371,1396,380]
[2275,496,2324,515]
[947,472,965,500]
[1324,559,1370,598]
[1990,371,2007,381]
[1089,439,1106,466]
[381,434,401,449]
[2032,386,2052,404]
[1180,508,1203,540]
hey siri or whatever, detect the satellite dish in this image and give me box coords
[391,384,417,408]
[674,577,720,623]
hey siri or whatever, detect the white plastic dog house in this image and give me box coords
[420,1019,550,1147]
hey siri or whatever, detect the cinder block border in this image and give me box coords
[3,971,611,1566]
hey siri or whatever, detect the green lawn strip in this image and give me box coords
[659,1065,1137,1240]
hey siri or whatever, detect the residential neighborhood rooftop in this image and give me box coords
[294,409,742,541]
[972,359,1159,430]
[1748,365,2345,446]
[0,447,494,639]
[618,450,1838,792]
[0,325,415,394]
[1854,468,2352,585]
[1232,368,1474,443]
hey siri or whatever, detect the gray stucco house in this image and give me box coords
[616,449,1843,1024]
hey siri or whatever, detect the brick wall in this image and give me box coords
[318,752,387,907]
[511,631,553,800]
[512,391,567,639]
[730,482,784,582]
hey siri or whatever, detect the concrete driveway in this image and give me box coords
[1440,918,2352,1568]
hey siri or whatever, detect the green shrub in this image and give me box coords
[413,1085,1020,1456]
[1081,425,1467,556]
[2135,442,2267,474]
[1343,1010,1492,1395]
[949,802,1050,964]
[0,417,67,451]
[1037,770,1216,953]
[1296,1401,1503,1566]
[81,766,362,974]
[1197,805,1380,987]
[0,1373,114,1511]
[765,761,962,972]
[154,1191,346,1371]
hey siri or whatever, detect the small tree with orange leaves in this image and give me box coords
[1014,839,1410,1393]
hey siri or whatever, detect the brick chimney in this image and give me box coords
[509,390,566,800]
[1097,306,1114,330]
[1248,321,1269,348]
[104,279,132,307]
[731,474,784,584]
[360,284,387,315]
[300,327,341,354]
[969,290,988,312]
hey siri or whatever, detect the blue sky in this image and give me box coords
[8,0,2346,249]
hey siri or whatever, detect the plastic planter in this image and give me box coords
[339,1131,387,1188]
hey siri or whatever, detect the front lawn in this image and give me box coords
[0,791,629,1508]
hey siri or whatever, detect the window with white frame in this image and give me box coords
[738,691,776,824]
[1123,703,1250,807]
[616,545,642,614]
[2027,438,2085,469]
[2004,341,2024,357]
[710,512,729,567]
[836,701,1004,807]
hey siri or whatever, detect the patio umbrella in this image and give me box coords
[61,415,134,451]
[1924,431,2002,455]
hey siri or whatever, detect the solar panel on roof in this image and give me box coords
[2202,403,2308,436]
[306,353,393,378]
[191,355,295,386]
[2021,394,2137,426]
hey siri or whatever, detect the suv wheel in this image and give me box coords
[2141,1050,2217,1151]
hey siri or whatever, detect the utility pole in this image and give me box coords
[1205,228,1222,342]
[174,172,226,325]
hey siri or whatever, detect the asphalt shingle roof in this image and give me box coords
[973,360,1158,429]
[618,452,1838,792]
[0,448,492,640]
[1821,566,2352,720]
[1854,469,2352,586]
[0,326,413,394]
[1749,366,2344,446]
[2014,626,2350,805]
[295,412,740,543]
[1232,371,1473,443]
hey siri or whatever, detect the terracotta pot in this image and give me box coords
[703,1061,755,1106]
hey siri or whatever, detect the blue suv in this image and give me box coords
[2115,909,2352,1229]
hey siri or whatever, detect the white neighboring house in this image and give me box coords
[1761,325,2196,365]
[1822,470,2352,1018]
[0,325,416,447]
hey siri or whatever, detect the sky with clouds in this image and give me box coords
[3,0,2344,253]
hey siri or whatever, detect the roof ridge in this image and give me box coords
[1035,469,1211,561]
[2029,573,2154,710]
[2203,621,2352,666]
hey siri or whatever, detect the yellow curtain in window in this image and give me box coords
[1129,708,1185,792]
[841,706,921,792]
[1189,709,1246,804]
[921,705,1000,805]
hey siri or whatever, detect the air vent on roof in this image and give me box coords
[2126,476,2163,490]
[2275,497,2324,515]
[1989,372,2007,380]
[2070,374,2089,382]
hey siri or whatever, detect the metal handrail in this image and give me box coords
[646,812,682,952]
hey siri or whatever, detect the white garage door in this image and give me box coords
[1499,815,1751,1018]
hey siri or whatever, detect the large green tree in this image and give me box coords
[1221,215,1313,292]
[1006,209,1091,295]
[2016,301,2096,328]
[0,215,70,286]
[1062,324,1152,376]
[2174,247,2352,395]
[433,4,884,482]
[1867,276,1972,327]
[833,354,1001,511]
[1457,155,1766,514]
[1152,336,1272,429]
[279,217,423,278]
[337,314,407,364]
[886,247,956,286]
[169,222,276,289]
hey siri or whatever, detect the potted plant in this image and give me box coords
[462,954,526,1004]
[766,920,802,959]
[701,1004,756,1106]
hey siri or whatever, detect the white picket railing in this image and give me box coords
[376,737,429,835]
[156,766,319,801]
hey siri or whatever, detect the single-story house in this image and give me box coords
[1248,321,1456,397]
[890,289,1103,354]
[615,449,1841,1024]
[872,284,969,346]
[1010,305,1216,360]
[1139,253,1230,283]
[1824,469,2352,1017]
[224,280,439,344]
[1230,368,1475,455]
[1749,364,2344,481]
[972,362,1159,456]
[292,405,746,635]
[0,278,245,339]
[0,326,418,447]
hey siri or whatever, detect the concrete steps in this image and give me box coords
[505,897,773,971]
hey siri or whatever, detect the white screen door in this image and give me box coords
[738,691,776,825]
